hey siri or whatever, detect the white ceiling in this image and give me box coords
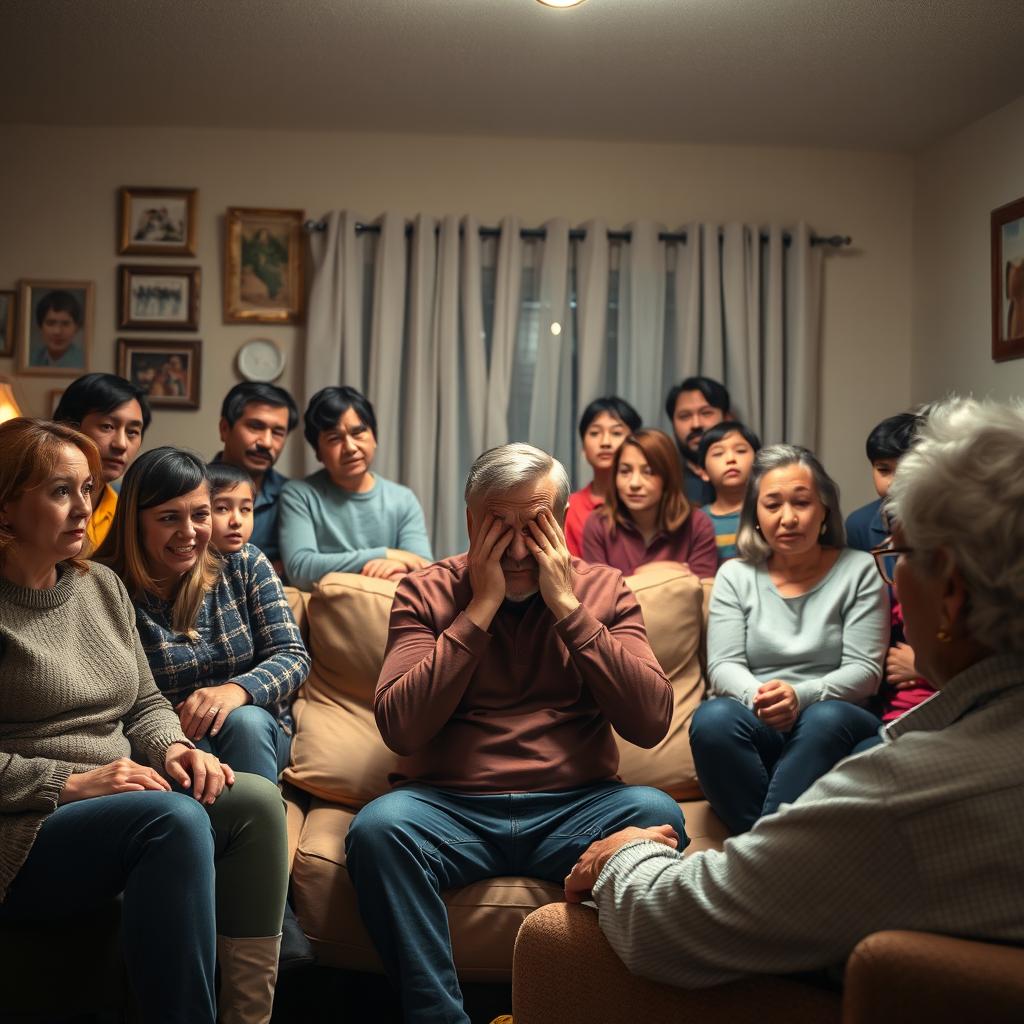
[2,0,1024,152]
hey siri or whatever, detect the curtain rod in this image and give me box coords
[303,219,851,248]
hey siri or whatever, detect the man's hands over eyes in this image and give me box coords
[465,512,513,630]
[525,510,579,620]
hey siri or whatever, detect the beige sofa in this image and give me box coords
[281,564,726,981]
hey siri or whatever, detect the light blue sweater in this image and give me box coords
[707,547,888,710]
[278,470,433,590]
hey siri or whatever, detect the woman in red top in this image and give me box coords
[564,397,641,557]
[582,428,719,578]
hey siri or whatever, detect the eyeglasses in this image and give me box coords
[870,539,913,585]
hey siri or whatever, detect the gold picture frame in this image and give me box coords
[223,207,305,324]
[15,278,94,377]
[117,338,202,410]
[119,186,197,257]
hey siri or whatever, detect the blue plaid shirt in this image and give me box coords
[133,544,309,734]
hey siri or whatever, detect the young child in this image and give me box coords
[696,421,761,564]
[207,461,256,554]
[847,411,936,732]
[845,412,921,553]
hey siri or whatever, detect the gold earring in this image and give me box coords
[936,627,952,643]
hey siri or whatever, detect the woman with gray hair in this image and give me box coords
[689,444,888,834]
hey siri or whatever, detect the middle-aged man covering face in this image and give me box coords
[344,442,686,1024]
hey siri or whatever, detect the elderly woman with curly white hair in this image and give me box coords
[563,397,1024,990]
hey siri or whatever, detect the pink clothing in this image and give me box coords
[374,554,673,793]
[581,507,720,579]
[881,600,937,722]
[565,484,603,557]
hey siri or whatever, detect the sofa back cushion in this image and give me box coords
[284,567,706,807]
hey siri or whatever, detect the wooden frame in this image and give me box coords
[118,265,200,331]
[0,289,15,357]
[15,278,94,377]
[119,186,197,257]
[223,207,305,324]
[991,194,1024,362]
[117,338,202,409]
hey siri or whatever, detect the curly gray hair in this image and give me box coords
[886,397,1024,655]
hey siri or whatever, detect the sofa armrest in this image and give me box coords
[843,930,1024,1024]
[512,902,839,1024]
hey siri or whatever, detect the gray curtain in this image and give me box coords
[304,214,824,557]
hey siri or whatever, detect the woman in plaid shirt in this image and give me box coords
[99,447,309,784]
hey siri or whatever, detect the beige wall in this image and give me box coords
[0,124,914,509]
[912,95,1024,405]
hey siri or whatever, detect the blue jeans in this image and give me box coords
[346,782,687,1024]
[690,697,882,834]
[0,792,217,1023]
[197,704,291,783]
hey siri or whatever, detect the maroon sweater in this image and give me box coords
[374,555,672,793]
[581,507,719,579]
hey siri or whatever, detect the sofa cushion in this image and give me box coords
[284,566,707,806]
[288,796,723,981]
[289,798,564,981]
[283,573,400,808]
[615,567,706,800]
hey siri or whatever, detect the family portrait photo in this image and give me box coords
[117,338,201,408]
[118,265,200,330]
[15,279,93,376]
[119,186,197,256]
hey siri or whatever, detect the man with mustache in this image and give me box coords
[345,442,684,1023]
[214,382,299,570]
[665,376,732,505]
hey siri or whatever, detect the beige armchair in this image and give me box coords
[512,902,1024,1024]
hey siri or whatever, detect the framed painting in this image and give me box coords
[0,289,16,357]
[991,195,1024,362]
[118,265,200,331]
[15,279,93,376]
[119,186,197,257]
[117,338,202,409]
[224,207,305,324]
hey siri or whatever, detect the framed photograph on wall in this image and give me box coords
[119,186,197,257]
[15,279,93,376]
[119,265,200,331]
[48,388,65,416]
[0,289,16,357]
[991,194,1024,362]
[117,338,202,409]
[224,207,305,324]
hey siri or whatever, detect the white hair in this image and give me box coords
[886,396,1024,655]
[464,443,570,515]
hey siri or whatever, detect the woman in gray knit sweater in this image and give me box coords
[0,419,288,1024]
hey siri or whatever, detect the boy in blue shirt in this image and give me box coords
[845,412,922,553]
[697,421,760,564]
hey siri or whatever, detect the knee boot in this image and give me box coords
[216,933,282,1024]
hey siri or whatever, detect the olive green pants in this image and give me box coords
[206,772,289,937]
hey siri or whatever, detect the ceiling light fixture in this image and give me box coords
[536,0,588,8]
